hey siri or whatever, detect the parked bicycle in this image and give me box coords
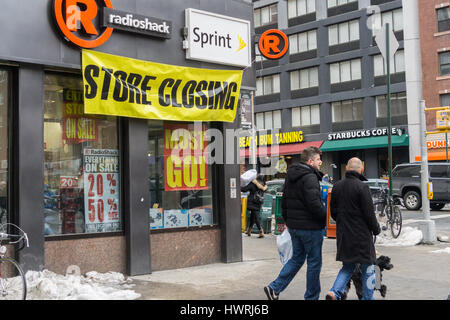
[0,223,29,300]
[373,185,403,239]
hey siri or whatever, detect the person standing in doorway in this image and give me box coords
[241,175,267,238]
[326,157,380,300]
[264,146,326,300]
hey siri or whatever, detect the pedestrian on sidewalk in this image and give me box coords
[326,157,381,300]
[264,146,326,300]
[241,175,267,238]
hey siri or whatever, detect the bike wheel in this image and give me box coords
[0,257,27,300]
[390,206,402,239]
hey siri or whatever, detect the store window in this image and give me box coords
[289,29,317,54]
[328,19,360,46]
[44,74,121,235]
[373,50,405,77]
[288,0,316,19]
[330,59,361,84]
[148,121,215,230]
[0,70,9,225]
[437,7,450,33]
[254,4,278,28]
[332,99,363,122]
[290,67,319,90]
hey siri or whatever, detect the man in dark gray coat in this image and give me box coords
[326,157,381,300]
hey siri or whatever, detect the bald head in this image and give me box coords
[346,157,363,174]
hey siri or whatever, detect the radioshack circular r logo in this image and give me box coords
[258,29,289,60]
[53,0,114,48]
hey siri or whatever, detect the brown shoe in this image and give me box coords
[258,229,264,238]
[246,227,252,236]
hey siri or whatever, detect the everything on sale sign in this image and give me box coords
[83,149,120,233]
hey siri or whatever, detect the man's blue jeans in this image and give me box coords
[329,263,376,300]
[269,228,323,300]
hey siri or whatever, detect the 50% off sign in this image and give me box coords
[83,149,120,232]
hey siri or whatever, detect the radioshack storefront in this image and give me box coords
[0,0,254,275]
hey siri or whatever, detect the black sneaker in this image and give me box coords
[264,286,279,300]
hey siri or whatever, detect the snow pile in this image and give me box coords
[376,226,423,247]
[24,270,141,300]
[430,247,450,254]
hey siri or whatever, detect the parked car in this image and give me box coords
[391,162,450,210]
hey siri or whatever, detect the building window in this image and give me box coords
[440,93,450,107]
[44,73,122,235]
[256,110,282,130]
[148,121,215,230]
[372,9,403,34]
[254,4,278,28]
[327,0,358,8]
[290,67,319,90]
[376,92,407,118]
[328,19,360,46]
[437,7,450,33]
[289,29,317,54]
[373,50,405,76]
[256,74,280,96]
[332,99,363,122]
[292,105,320,127]
[0,70,9,225]
[255,44,267,62]
[439,51,450,76]
[330,59,361,84]
[288,0,316,19]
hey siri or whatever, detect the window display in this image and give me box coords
[0,70,9,225]
[44,73,121,235]
[148,121,215,230]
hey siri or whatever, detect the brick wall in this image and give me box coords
[418,0,450,130]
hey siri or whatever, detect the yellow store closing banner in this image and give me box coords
[82,50,243,122]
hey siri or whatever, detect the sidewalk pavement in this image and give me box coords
[130,232,450,300]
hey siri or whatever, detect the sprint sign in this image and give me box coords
[164,123,208,191]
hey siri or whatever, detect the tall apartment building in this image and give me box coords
[417,0,450,161]
[250,0,413,180]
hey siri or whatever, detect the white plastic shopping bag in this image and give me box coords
[277,229,293,265]
[240,169,257,187]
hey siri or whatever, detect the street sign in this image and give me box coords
[375,24,399,61]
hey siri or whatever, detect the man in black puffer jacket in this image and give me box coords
[264,147,326,300]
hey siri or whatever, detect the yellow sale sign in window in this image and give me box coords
[164,123,208,191]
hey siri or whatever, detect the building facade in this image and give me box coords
[0,0,254,275]
[251,0,413,180]
[418,0,450,161]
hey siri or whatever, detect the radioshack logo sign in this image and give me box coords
[53,0,172,48]
[258,29,289,60]
[185,8,251,68]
